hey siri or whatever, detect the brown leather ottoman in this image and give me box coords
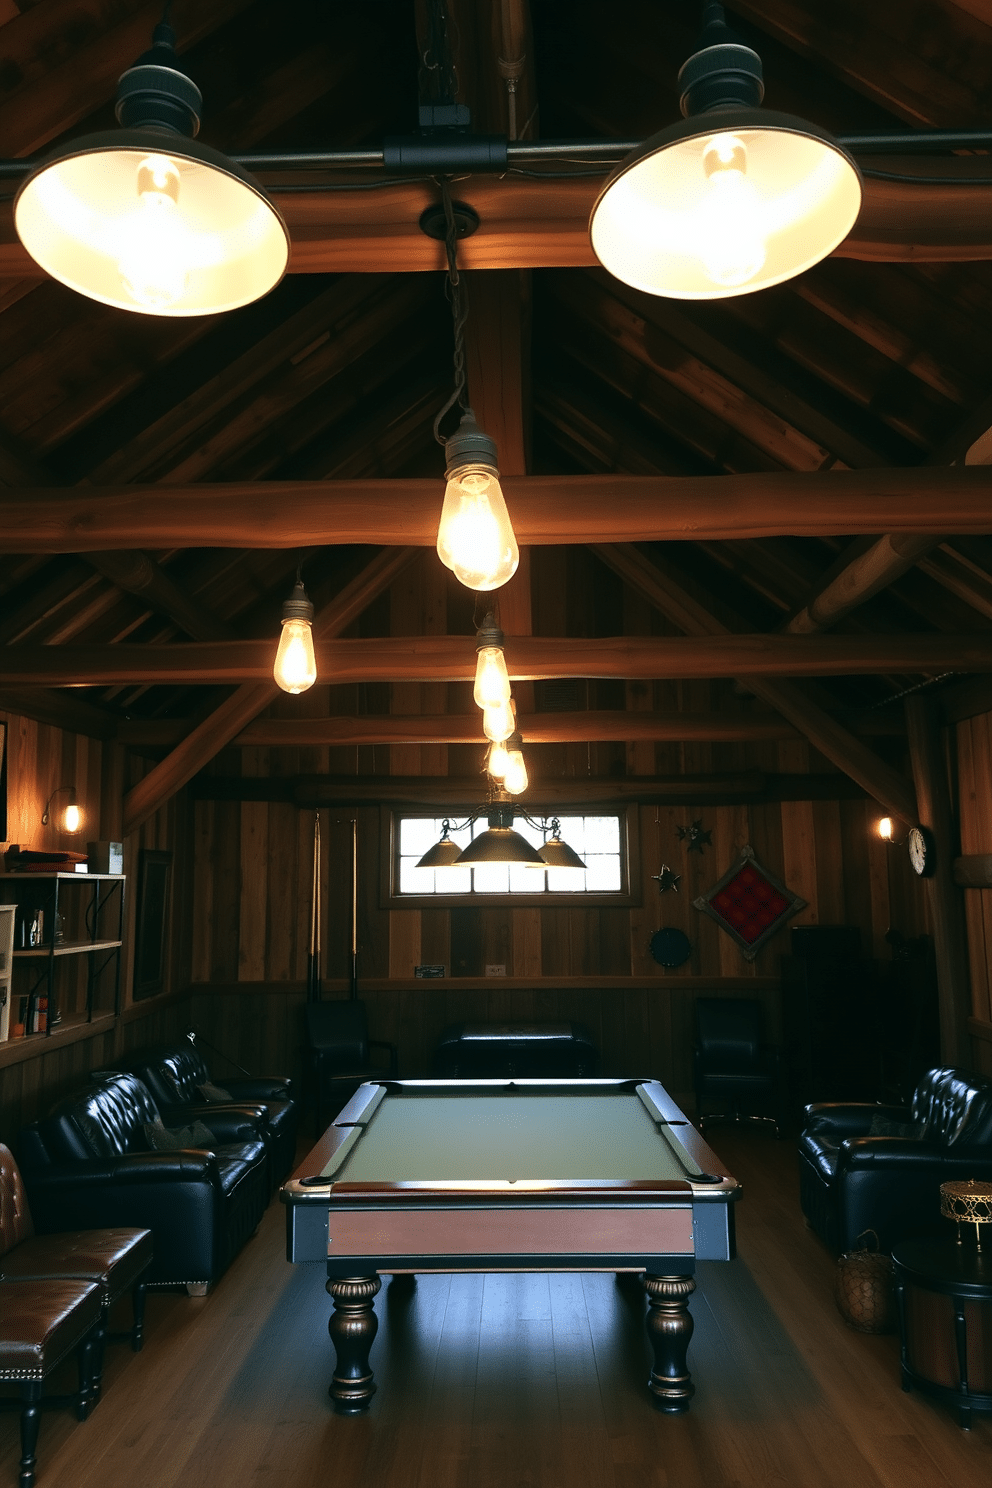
[0,1277,102,1488]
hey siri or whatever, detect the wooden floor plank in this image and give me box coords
[4,1130,992,1488]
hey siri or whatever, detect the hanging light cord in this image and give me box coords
[432,179,474,446]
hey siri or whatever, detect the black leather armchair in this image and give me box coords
[16,1072,269,1290]
[127,1037,299,1182]
[798,1065,992,1253]
[693,997,782,1136]
[305,1000,397,1133]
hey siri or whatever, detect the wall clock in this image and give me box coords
[907,825,936,878]
[649,927,692,968]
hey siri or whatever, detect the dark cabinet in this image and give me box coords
[781,925,881,1109]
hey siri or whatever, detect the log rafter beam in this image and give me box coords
[119,709,803,750]
[120,547,420,835]
[5,467,992,553]
[6,632,992,687]
[593,543,919,825]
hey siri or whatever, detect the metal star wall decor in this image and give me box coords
[652,865,682,894]
[676,819,712,854]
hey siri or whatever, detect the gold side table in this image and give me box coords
[940,1180,992,1251]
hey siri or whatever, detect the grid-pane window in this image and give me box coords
[395,812,625,897]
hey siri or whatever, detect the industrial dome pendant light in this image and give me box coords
[14,19,289,317]
[589,1,862,300]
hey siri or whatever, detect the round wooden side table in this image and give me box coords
[892,1236,992,1428]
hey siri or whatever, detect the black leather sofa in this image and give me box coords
[798,1065,992,1253]
[126,1039,299,1182]
[16,1072,269,1289]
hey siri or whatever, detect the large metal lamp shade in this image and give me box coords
[14,22,289,317]
[589,3,861,301]
[589,111,861,300]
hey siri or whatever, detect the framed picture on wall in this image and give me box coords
[133,848,172,1001]
[0,721,6,844]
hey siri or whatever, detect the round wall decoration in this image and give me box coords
[649,927,692,968]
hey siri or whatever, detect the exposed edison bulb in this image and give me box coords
[63,802,81,834]
[488,740,510,779]
[116,155,192,310]
[483,699,515,743]
[274,618,317,694]
[503,745,528,796]
[698,134,767,289]
[878,817,894,842]
[437,464,519,592]
[474,644,511,709]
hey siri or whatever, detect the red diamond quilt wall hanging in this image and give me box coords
[692,844,807,961]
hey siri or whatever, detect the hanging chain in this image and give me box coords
[433,178,473,445]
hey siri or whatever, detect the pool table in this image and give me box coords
[281,1077,740,1414]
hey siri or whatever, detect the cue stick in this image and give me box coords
[306,811,321,1002]
[349,817,359,1000]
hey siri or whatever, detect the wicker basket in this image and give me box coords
[835,1230,895,1334]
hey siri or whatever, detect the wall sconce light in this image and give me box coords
[14,20,289,316]
[42,786,81,834]
[876,816,904,845]
[589,2,862,299]
[273,573,317,694]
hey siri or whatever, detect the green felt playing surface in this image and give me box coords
[327,1091,699,1182]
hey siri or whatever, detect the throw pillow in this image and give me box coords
[195,1080,233,1103]
[868,1113,920,1139]
[144,1118,218,1151]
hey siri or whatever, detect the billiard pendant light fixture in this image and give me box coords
[14,19,289,316]
[589,2,862,299]
[273,572,317,695]
[538,819,586,872]
[451,792,546,868]
[416,819,464,869]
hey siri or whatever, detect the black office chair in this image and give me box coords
[693,997,782,1137]
[304,1000,398,1134]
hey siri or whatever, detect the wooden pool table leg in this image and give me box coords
[326,1275,382,1414]
[642,1273,696,1412]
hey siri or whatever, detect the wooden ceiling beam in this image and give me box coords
[4,165,992,278]
[118,709,802,750]
[0,0,255,158]
[784,535,941,633]
[192,772,868,808]
[6,467,992,552]
[121,546,420,836]
[594,543,919,824]
[6,632,992,688]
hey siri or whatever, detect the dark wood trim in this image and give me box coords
[190,975,780,994]
[185,772,868,807]
[953,855,992,888]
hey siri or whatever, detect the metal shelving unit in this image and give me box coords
[0,873,125,1039]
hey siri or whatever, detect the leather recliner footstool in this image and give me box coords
[0,1142,152,1401]
[799,1065,992,1253]
[0,1276,102,1488]
[16,1072,269,1291]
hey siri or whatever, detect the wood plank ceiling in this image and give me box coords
[3,0,992,824]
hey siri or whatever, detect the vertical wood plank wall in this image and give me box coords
[185,551,932,1099]
[956,709,992,1073]
[0,708,193,1139]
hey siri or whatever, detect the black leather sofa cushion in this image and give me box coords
[798,1066,992,1254]
[16,1073,269,1287]
[127,1043,298,1182]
